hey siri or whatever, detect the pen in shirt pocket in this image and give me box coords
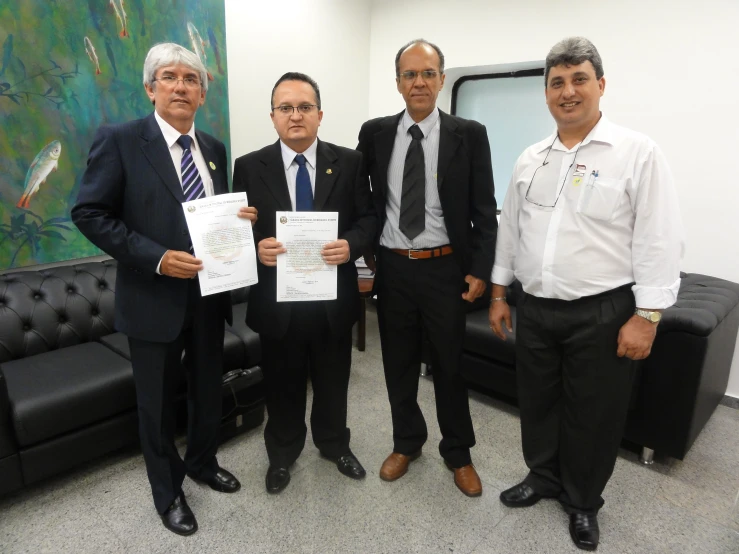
[586,170,599,187]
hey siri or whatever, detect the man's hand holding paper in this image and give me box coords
[274,211,340,301]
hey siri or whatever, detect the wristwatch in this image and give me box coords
[635,309,662,323]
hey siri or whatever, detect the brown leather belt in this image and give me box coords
[389,245,454,259]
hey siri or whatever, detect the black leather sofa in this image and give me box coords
[460,274,739,462]
[0,260,264,498]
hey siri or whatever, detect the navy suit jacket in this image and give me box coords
[232,139,376,340]
[72,112,233,342]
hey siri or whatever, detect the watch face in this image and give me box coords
[649,312,661,323]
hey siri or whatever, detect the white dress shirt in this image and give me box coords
[154,111,213,273]
[280,139,318,211]
[380,108,450,249]
[492,115,684,309]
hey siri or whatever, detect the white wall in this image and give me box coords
[368,0,739,396]
[224,0,371,161]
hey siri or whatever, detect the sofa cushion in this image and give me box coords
[227,303,261,367]
[464,307,517,366]
[99,329,254,373]
[1,342,135,447]
[660,274,739,336]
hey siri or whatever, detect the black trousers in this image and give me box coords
[376,248,475,468]
[128,280,224,514]
[261,302,353,467]
[516,284,636,514]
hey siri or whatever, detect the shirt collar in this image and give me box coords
[154,111,197,150]
[537,113,615,154]
[281,138,318,171]
[401,107,439,138]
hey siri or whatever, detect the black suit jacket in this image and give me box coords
[357,110,497,282]
[72,113,233,342]
[232,139,376,340]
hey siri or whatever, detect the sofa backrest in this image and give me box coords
[0,260,117,362]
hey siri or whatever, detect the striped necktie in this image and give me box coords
[177,135,205,202]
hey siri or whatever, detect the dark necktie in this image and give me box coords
[177,135,205,202]
[400,124,425,240]
[295,154,313,211]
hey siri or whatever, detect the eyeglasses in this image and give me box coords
[524,135,583,209]
[272,104,319,116]
[153,76,202,89]
[399,70,439,82]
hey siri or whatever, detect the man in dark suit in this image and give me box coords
[232,72,376,494]
[72,43,254,536]
[357,39,497,496]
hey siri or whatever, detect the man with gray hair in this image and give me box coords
[489,37,683,550]
[73,43,256,536]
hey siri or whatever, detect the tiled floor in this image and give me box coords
[1,308,738,553]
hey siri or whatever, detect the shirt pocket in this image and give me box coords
[576,176,625,222]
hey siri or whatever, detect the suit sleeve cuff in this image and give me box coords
[491,266,515,287]
[632,277,681,309]
[156,252,166,275]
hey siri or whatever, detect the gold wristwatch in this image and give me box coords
[635,309,662,323]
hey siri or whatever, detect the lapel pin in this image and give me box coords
[209,161,216,170]
[326,168,333,174]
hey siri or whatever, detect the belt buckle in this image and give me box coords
[408,248,422,259]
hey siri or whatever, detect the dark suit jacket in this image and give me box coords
[357,110,497,282]
[72,113,233,342]
[232,139,376,340]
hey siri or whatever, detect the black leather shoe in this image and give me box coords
[499,482,543,507]
[266,466,290,494]
[569,513,599,551]
[188,467,241,493]
[336,453,366,480]
[160,492,198,536]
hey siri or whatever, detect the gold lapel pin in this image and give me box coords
[326,168,333,174]
[209,161,216,170]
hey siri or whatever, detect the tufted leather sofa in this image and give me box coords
[460,274,739,461]
[0,260,263,497]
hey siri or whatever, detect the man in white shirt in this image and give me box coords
[489,37,684,551]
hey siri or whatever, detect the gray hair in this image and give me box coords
[394,39,445,76]
[545,37,604,86]
[142,43,209,92]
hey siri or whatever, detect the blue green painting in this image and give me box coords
[0,0,230,269]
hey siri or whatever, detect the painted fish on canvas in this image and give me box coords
[17,141,62,209]
[187,22,214,81]
[110,0,129,38]
[84,36,101,75]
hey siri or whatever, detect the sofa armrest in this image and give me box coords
[0,367,18,458]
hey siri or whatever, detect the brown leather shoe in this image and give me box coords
[379,450,421,481]
[445,461,482,497]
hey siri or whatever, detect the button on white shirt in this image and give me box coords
[280,138,318,211]
[492,116,685,309]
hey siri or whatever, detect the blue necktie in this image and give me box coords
[295,154,313,211]
[177,135,205,202]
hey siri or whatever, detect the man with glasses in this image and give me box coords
[489,37,684,550]
[232,72,376,494]
[73,43,255,536]
[357,39,497,496]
